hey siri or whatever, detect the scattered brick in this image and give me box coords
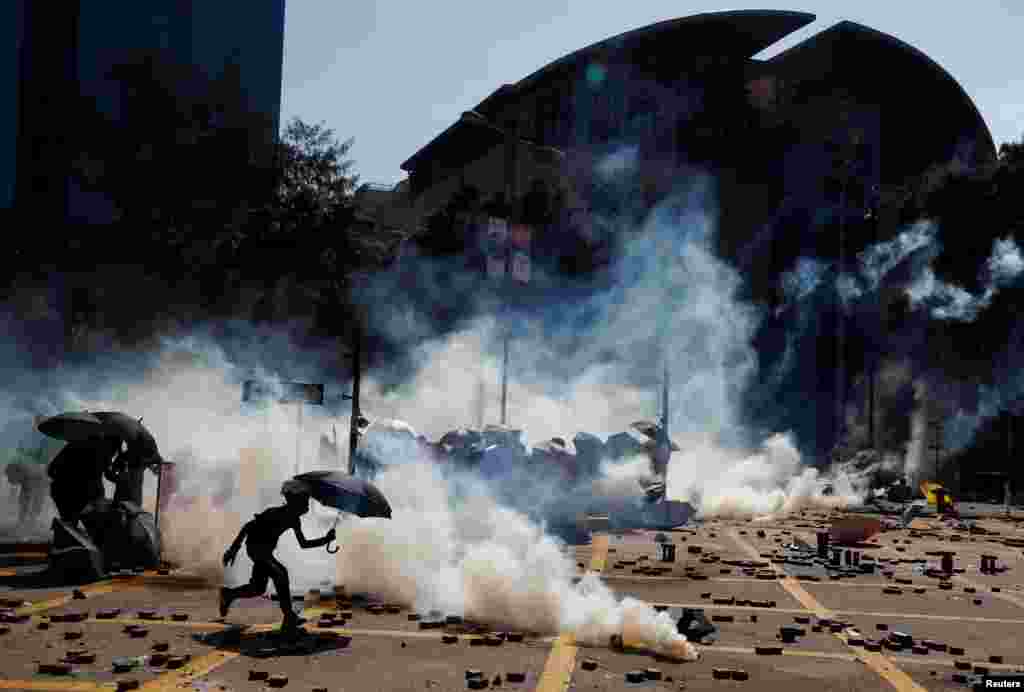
[38,663,72,675]
[711,669,731,680]
[990,655,1004,664]
[712,615,734,623]
[115,681,139,692]
[63,630,83,640]
[581,658,598,671]
[645,668,663,680]
[149,653,168,667]
[731,670,749,681]
[954,661,972,670]
[755,646,783,655]
[506,632,524,642]
[949,647,965,656]
[267,674,289,688]
[506,673,526,683]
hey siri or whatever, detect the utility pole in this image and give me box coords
[833,123,865,458]
[928,415,944,482]
[346,320,362,475]
[500,115,519,427]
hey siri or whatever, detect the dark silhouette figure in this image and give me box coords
[47,436,121,526]
[6,462,49,526]
[220,483,335,631]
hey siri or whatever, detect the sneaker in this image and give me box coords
[219,588,231,618]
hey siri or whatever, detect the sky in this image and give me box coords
[279,2,1023,188]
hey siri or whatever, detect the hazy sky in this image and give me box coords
[280,2,1022,187]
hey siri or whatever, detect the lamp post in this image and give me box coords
[458,110,564,426]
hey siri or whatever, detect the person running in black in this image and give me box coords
[220,481,335,631]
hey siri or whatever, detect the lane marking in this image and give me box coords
[536,534,609,692]
[138,650,240,692]
[628,599,1024,625]
[953,574,1024,611]
[705,645,1022,670]
[729,529,928,692]
[0,681,113,691]
[14,579,147,617]
[795,528,1024,614]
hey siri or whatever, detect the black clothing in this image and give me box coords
[48,440,114,523]
[245,506,302,553]
[224,553,293,617]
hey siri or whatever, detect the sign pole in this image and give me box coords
[295,402,303,476]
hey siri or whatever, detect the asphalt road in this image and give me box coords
[2,510,1024,691]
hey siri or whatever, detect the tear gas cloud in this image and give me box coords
[1,155,878,657]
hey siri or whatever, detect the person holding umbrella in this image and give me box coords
[220,471,393,632]
[220,480,337,632]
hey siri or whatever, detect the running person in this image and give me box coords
[219,481,335,631]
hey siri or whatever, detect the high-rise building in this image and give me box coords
[3,0,287,223]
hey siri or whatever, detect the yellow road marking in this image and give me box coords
[0,681,113,691]
[14,579,146,617]
[729,530,928,692]
[706,645,1022,671]
[536,533,609,692]
[138,650,240,692]
[954,574,1024,611]
[633,599,1024,625]
[605,573,916,589]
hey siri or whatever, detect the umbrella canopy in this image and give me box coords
[92,412,162,464]
[292,471,392,519]
[37,412,106,442]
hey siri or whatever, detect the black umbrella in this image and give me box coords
[91,412,161,464]
[291,471,392,552]
[37,412,105,442]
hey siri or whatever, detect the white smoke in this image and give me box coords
[666,433,867,518]
[335,454,697,660]
[907,236,1024,321]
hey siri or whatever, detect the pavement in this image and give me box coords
[1,509,1023,691]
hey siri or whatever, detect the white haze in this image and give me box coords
[0,162,877,660]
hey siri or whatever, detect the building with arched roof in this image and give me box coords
[385,10,996,465]
[396,10,994,261]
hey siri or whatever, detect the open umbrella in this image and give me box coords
[91,412,161,464]
[291,471,392,553]
[37,412,105,442]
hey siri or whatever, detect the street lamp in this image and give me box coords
[457,110,565,426]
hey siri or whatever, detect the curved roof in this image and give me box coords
[486,10,817,107]
[402,10,815,172]
[401,11,995,177]
[766,20,996,169]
